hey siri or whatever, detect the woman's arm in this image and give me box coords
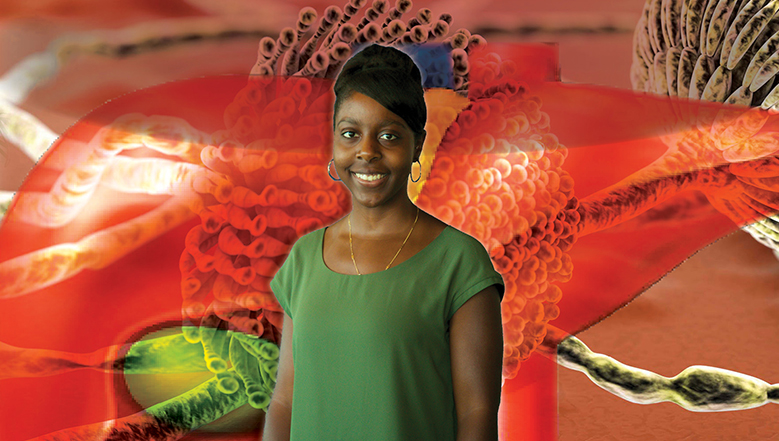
[450,286,503,441]
[261,311,295,441]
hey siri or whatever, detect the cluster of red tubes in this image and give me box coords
[415,51,582,379]
[179,76,350,348]
[250,0,485,92]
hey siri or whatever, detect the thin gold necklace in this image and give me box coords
[348,207,420,275]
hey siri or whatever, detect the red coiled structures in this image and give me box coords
[415,51,583,380]
[251,1,483,93]
[180,76,349,345]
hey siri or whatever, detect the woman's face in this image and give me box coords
[333,92,424,211]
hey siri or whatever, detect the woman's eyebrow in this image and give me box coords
[378,119,406,128]
[336,118,406,128]
[336,117,359,126]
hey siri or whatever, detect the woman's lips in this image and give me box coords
[351,171,388,187]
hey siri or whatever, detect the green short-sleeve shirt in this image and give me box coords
[270,225,504,440]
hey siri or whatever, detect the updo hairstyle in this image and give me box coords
[333,44,427,141]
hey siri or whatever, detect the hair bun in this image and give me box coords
[342,44,422,84]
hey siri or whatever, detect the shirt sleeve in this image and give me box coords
[447,234,505,321]
[270,242,297,319]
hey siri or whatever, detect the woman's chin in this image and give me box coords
[351,198,387,210]
[350,193,411,212]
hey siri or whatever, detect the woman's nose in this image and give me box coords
[355,138,381,161]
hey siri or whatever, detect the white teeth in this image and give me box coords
[354,172,387,182]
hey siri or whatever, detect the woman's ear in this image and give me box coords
[414,130,427,161]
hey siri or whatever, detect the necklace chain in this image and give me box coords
[348,207,419,275]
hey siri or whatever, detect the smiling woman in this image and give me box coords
[262,44,506,441]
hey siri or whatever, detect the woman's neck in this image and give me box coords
[348,197,419,239]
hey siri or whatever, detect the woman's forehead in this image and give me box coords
[335,92,410,128]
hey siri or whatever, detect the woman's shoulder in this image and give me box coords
[439,224,486,250]
[289,226,326,253]
[409,213,488,264]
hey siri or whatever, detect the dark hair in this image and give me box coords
[333,44,426,139]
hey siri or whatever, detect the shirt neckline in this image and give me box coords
[320,224,451,277]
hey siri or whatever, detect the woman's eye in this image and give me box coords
[341,131,357,139]
[380,133,398,141]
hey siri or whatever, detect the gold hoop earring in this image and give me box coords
[328,159,342,181]
[410,160,421,182]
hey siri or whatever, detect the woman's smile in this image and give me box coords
[352,171,388,184]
